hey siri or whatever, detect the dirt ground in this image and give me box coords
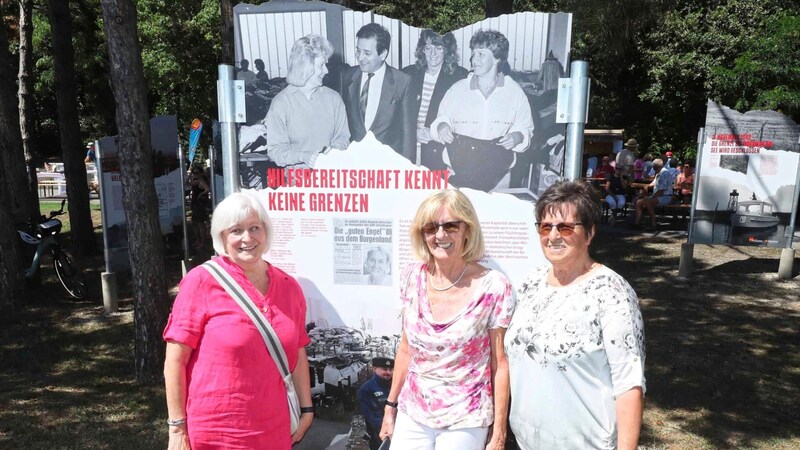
[591,222,800,449]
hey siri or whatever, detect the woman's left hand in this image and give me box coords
[485,432,506,450]
[498,131,523,150]
[290,413,314,444]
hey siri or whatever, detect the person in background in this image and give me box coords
[632,151,645,181]
[236,58,256,85]
[341,23,415,161]
[403,29,468,170]
[188,165,211,249]
[84,143,96,163]
[264,34,350,168]
[604,165,628,225]
[379,189,514,449]
[594,155,615,180]
[634,158,672,230]
[675,161,695,203]
[616,139,638,176]
[358,357,395,450]
[431,29,534,192]
[505,180,645,450]
[643,153,655,179]
[163,192,313,449]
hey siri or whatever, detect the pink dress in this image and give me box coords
[398,262,514,429]
[163,256,309,449]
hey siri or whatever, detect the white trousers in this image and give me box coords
[391,410,489,450]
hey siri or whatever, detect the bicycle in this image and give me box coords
[17,200,87,299]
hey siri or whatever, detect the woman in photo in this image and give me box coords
[379,189,514,449]
[164,192,313,449]
[505,180,646,450]
[403,30,468,171]
[431,29,534,192]
[264,34,350,168]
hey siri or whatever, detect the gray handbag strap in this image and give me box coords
[202,260,291,378]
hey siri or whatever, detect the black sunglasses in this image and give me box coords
[422,220,463,235]
[535,222,583,236]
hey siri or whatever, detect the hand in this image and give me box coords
[167,425,191,450]
[291,413,314,444]
[437,123,454,144]
[378,406,398,441]
[417,127,432,144]
[484,426,506,450]
[497,131,523,150]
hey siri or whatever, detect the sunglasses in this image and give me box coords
[422,220,463,235]
[535,222,583,236]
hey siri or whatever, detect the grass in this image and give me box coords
[1,218,799,449]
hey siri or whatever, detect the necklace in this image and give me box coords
[430,264,468,291]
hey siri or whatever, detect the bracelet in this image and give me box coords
[384,400,398,408]
[167,418,187,427]
[300,406,315,414]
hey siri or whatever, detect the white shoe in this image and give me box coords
[609,215,616,225]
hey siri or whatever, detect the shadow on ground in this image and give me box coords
[593,230,800,448]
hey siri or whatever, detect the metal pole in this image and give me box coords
[217,64,240,197]
[178,143,190,272]
[96,139,112,275]
[563,61,590,181]
[687,128,705,243]
[777,159,800,279]
[95,139,117,313]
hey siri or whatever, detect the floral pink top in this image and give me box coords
[398,262,514,429]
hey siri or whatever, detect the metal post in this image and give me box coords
[563,61,590,181]
[95,139,118,313]
[217,64,244,197]
[687,128,705,243]
[178,143,190,274]
[777,161,800,279]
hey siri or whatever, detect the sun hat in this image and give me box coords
[624,139,639,148]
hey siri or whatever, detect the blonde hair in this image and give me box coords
[409,190,484,264]
[286,34,334,87]
[210,192,273,257]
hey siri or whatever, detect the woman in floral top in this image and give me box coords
[379,189,514,449]
[504,180,646,450]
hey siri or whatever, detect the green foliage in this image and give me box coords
[711,12,800,117]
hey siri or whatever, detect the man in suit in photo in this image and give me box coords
[342,23,415,162]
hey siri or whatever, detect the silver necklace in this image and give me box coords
[430,264,468,291]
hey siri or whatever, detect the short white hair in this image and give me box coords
[210,192,273,257]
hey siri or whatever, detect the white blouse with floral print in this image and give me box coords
[397,262,514,429]
[505,265,646,450]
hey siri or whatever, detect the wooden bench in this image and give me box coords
[655,202,691,221]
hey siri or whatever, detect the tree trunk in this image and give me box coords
[485,0,513,18]
[19,0,41,219]
[0,24,36,224]
[100,0,170,385]
[0,27,27,310]
[219,0,235,65]
[48,0,95,256]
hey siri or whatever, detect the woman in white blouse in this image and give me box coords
[504,180,646,450]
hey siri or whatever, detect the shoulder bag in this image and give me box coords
[202,260,302,434]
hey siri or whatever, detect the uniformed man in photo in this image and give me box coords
[357,356,394,449]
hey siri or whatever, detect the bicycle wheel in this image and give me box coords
[53,250,87,299]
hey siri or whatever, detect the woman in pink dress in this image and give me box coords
[163,192,313,449]
[379,189,514,449]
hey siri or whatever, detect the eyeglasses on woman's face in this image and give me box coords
[535,222,583,236]
[422,220,463,235]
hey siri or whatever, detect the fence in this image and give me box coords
[236,2,566,77]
